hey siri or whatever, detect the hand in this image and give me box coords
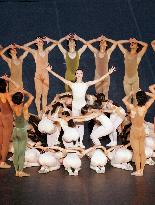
[1,74,9,81]
[109,66,116,74]
[65,34,71,40]
[73,33,79,40]
[45,65,52,71]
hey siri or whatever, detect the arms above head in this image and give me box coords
[15,44,36,55]
[74,34,87,57]
[1,45,13,63]
[105,37,117,56]
[145,91,155,109]
[133,38,148,57]
[149,84,155,94]
[58,35,69,56]
[117,39,129,55]
[122,91,133,110]
[43,36,58,52]
[86,66,116,87]
[45,65,72,86]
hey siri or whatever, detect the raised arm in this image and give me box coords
[117,40,129,55]
[122,92,133,110]
[149,84,155,94]
[135,39,148,57]
[15,44,36,55]
[1,45,12,64]
[87,37,100,54]
[43,36,58,53]
[58,36,68,57]
[23,39,36,47]
[74,34,87,57]
[23,89,34,109]
[46,65,72,86]
[145,92,155,109]
[106,37,117,56]
[86,66,116,87]
[151,40,155,52]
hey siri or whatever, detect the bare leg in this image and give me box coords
[42,76,49,112]
[34,76,43,115]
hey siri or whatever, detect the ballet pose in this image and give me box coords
[118,38,148,104]
[122,88,155,176]
[58,34,87,91]
[6,78,34,177]
[0,77,13,168]
[87,35,117,99]
[1,44,28,92]
[16,37,58,114]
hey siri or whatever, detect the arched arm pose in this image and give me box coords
[118,38,148,104]
[15,36,58,114]
[1,44,28,91]
[122,88,155,176]
[58,34,87,91]
[4,77,34,177]
[87,35,117,99]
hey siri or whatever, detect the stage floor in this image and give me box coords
[0,158,155,205]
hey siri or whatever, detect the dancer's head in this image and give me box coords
[92,100,102,109]
[35,37,44,50]
[67,36,77,52]
[136,90,148,106]
[95,93,105,102]
[7,47,17,59]
[12,92,24,105]
[51,102,64,115]
[130,41,138,51]
[75,69,83,81]
[0,78,7,93]
[99,39,108,52]
[81,104,90,115]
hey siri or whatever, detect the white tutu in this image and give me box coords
[63,127,79,143]
[91,149,107,167]
[25,148,40,163]
[63,153,81,169]
[39,152,58,167]
[38,117,55,134]
[145,137,155,150]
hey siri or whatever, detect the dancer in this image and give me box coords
[1,44,28,92]
[87,35,117,99]
[118,38,148,104]
[0,77,13,168]
[151,40,155,51]
[46,66,115,147]
[15,36,58,114]
[6,77,34,177]
[122,88,155,176]
[58,34,87,91]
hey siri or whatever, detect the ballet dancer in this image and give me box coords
[1,44,28,92]
[6,77,34,177]
[87,35,117,99]
[118,38,148,104]
[0,76,13,168]
[15,36,58,114]
[58,34,87,91]
[122,87,155,176]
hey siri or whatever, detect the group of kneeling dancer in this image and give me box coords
[0,34,155,177]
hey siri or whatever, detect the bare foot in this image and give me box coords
[15,171,19,177]
[18,171,30,177]
[131,170,143,176]
[0,162,11,169]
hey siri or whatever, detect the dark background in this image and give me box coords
[0,0,155,121]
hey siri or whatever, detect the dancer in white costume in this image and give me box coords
[46,65,115,147]
[108,103,126,146]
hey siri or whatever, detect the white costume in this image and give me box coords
[90,114,113,146]
[108,107,126,146]
[24,148,40,168]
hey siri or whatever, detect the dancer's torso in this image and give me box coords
[95,51,109,76]
[0,97,13,116]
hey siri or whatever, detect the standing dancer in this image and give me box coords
[6,77,34,177]
[0,77,13,168]
[1,44,28,92]
[118,38,148,104]
[122,88,155,176]
[16,37,58,114]
[46,65,115,147]
[87,35,117,99]
[58,34,87,91]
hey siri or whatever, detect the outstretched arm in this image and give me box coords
[117,40,129,55]
[46,65,72,86]
[86,66,116,87]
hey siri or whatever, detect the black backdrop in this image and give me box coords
[0,0,155,121]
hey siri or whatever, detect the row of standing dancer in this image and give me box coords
[1,34,155,114]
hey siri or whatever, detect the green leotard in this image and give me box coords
[13,112,28,172]
[65,51,79,91]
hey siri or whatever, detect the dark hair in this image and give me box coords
[136,91,148,106]
[7,48,13,58]
[92,100,102,109]
[0,79,7,93]
[67,38,77,50]
[95,93,105,102]
[68,119,75,128]
[75,68,84,74]
[12,92,24,105]
[62,111,70,117]
[50,102,63,115]
[81,104,90,115]
[98,40,110,51]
